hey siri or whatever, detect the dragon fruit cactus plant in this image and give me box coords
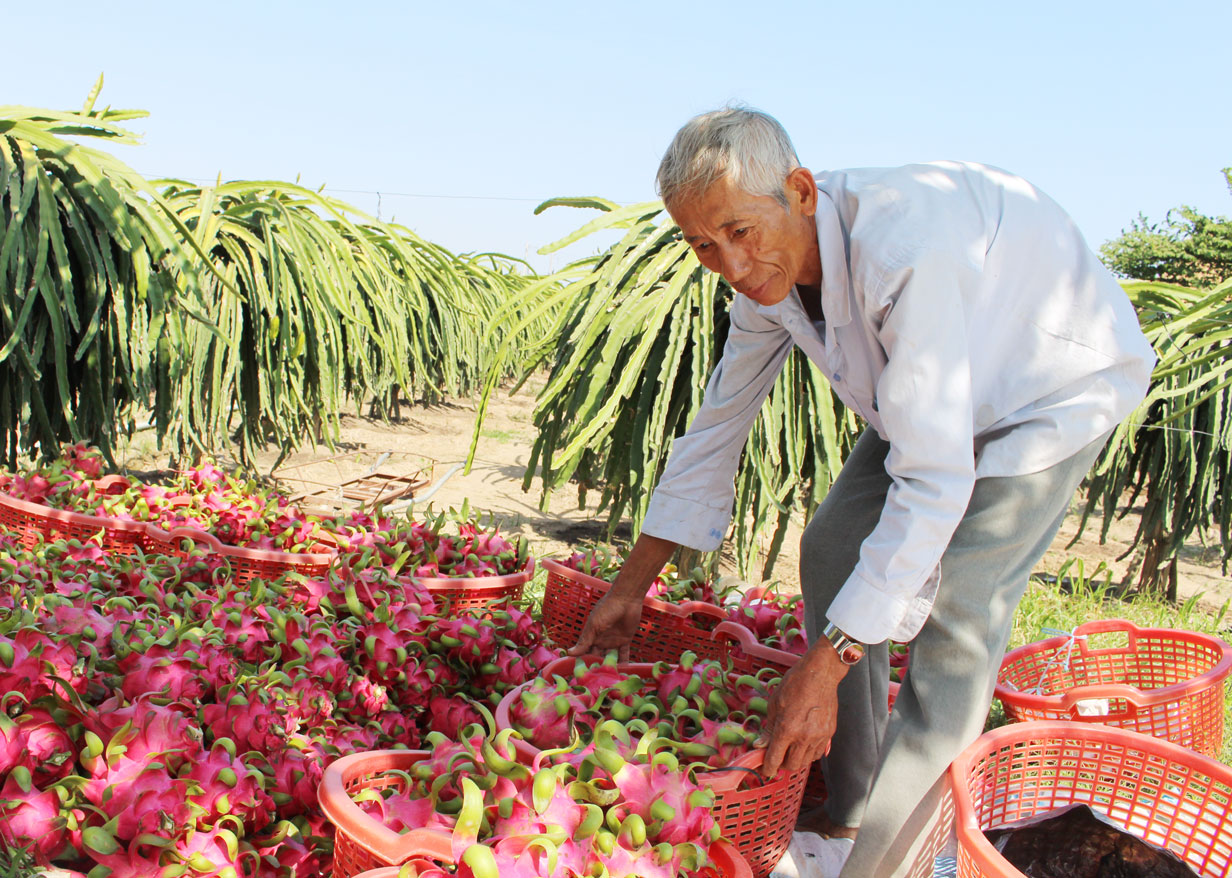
[346,709,726,878]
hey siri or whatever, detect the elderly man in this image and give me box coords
[567,106,1155,877]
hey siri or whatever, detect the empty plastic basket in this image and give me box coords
[995,619,1232,757]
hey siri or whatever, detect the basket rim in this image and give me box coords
[143,522,337,563]
[948,720,1232,878]
[994,618,1232,710]
[410,555,536,590]
[320,746,753,877]
[318,749,454,865]
[0,490,148,535]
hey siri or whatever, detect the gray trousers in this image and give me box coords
[800,429,1109,878]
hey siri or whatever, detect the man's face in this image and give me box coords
[669,170,821,306]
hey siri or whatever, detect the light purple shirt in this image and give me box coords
[640,161,1155,644]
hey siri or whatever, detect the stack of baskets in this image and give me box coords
[950,618,1232,877]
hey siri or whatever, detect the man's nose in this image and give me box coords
[717,244,750,283]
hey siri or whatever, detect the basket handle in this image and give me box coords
[165,525,226,552]
[1058,682,1153,718]
[318,750,456,865]
[1071,618,1141,655]
[697,747,767,793]
[662,599,729,623]
[711,620,800,671]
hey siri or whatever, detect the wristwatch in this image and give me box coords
[823,621,866,665]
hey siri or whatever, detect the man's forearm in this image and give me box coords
[609,533,679,599]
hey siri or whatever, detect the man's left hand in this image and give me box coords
[760,642,850,777]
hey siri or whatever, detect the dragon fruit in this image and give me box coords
[182,739,275,832]
[0,700,76,785]
[0,768,73,861]
[351,715,725,878]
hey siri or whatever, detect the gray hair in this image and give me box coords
[656,106,801,209]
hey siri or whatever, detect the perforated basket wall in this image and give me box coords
[709,762,809,878]
[140,524,335,584]
[541,558,729,663]
[0,492,147,554]
[995,619,1232,758]
[950,721,1232,878]
[411,557,535,613]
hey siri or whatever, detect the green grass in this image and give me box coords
[993,556,1232,766]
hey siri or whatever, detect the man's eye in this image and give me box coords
[733,227,750,238]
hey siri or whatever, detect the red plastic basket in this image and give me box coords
[319,748,754,878]
[140,523,336,584]
[950,721,1232,878]
[495,655,805,878]
[410,557,535,612]
[0,491,147,554]
[994,619,1232,758]
[541,558,733,663]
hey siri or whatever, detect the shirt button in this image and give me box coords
[833,373,842,382]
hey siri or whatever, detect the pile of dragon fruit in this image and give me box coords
[561,544,808,657]
[503,652,776,770]
[347,711,727,878]
[0,450,830,877]
[0,446,528,581]
[0,523,562,876]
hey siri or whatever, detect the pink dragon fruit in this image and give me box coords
[0,701,76,785]
[0,768,72,861]
[426,694,484,740]
[79,697,202,775]
[117,643,211,703]
[182,740,275,832]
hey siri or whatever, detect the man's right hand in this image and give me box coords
[566,591,644,661]
[564,532,679,662]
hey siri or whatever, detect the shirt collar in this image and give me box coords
[812,187,852,328]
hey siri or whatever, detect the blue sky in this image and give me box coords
[7,0,1230,272]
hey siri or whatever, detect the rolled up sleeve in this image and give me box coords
[826,249,978,644]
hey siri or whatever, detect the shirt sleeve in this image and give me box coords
[640,297,796,551]
[825,248,979,644]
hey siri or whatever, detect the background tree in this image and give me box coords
[1100,168,1232,287]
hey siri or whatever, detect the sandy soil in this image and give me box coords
[119,377,1231,614]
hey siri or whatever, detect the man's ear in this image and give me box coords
[785,166,818,217]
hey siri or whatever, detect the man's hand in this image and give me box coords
[566,591,644,661]
[564,533,678,662]
[760,641,850,777]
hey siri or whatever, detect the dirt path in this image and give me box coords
[120,378,1230,613]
